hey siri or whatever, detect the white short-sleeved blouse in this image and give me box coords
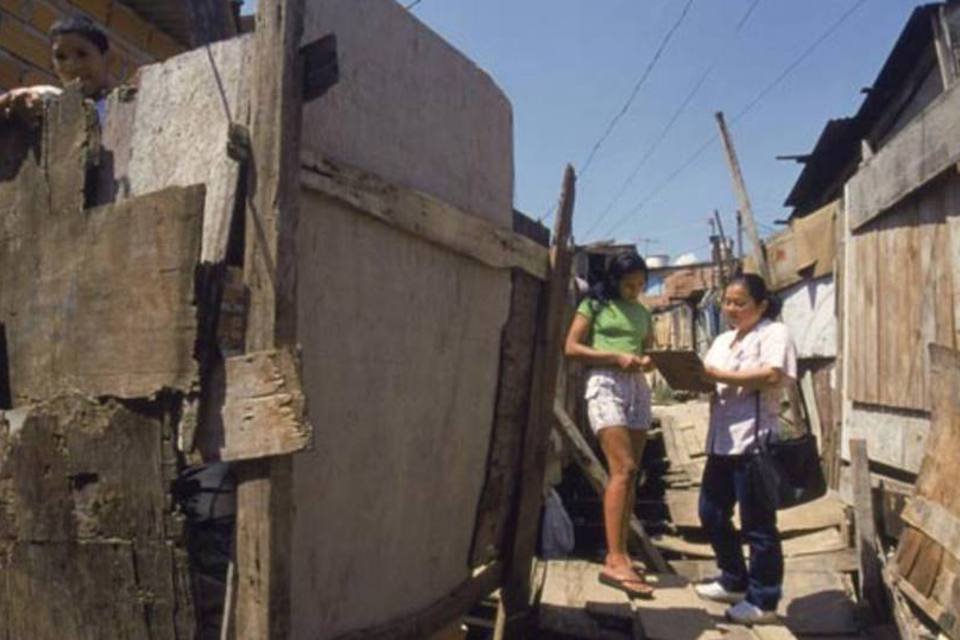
[703,319,798,455]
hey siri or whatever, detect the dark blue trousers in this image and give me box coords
[698,454,783,611]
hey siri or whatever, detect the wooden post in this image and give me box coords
[495,166,576,639]
[850,438,884,620]
[233,0,306,637]
[715,112,769,283]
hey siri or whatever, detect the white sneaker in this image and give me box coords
[694,580,746,604]
[725,600,778,625]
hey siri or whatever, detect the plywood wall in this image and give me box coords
[847,173,957,412]
[290,190,510,638]
[301,0,514,228]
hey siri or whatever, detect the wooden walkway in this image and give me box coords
[531,400,867,639]
[536,555,865,639]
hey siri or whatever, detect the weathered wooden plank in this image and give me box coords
[901,496,960,563]
[630,573,725,640]
[196,349,311,463]
[470,271,542,566]
[234,0,305,637]
[670,550,859,581]
[653,527,847,559]
[848,229,880,404]
[847,74,960,230]
[915,344,960,513]
[841,403,930,473]
[496,166,576,638]
[665,489,844,534]
[536,560,635,639]
[0,185,205,404]
[850,439,884,619]
[331,564,502,640]
[800,373,823,450]
[890,344,960,639]
[300,155,549,280]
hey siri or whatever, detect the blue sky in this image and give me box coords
[243,1,920,261]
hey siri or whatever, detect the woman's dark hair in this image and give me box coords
[726,272,781,319]
[587,251,648,305]
[49,15,109,54]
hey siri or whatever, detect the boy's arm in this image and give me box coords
[0,86,62,126]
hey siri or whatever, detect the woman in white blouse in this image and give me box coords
[693,273,797,624]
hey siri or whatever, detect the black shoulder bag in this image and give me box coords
[748,390,827,511]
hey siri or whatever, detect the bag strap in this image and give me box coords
[752,390,769,454]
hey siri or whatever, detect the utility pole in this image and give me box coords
[736,210,744,259]
[715,112,805,434]
[713,209,729,286]
[715,112,770,282]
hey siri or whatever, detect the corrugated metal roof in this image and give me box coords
[784,4,940,218]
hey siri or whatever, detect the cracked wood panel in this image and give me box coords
[196,348,312,462]
[0,87,91,248]
[0,395,194,640]
[0,184,205,404]
[893,344,960,640]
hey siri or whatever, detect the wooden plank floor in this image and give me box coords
[536,560,820,639]
[529,399,868,640]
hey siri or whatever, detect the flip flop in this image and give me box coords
[598,571,655,599]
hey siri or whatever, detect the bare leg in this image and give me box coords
[597,426,652,596]
[623,430,647,570]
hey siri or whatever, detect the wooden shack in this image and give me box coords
[769,3,960,636]
[0,1,572,637]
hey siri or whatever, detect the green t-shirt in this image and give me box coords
[576,298,652,356]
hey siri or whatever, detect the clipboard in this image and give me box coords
[646,349,714,393]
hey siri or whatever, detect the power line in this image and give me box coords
[599,0,867,240]
[577,0,697,181]
[582,0,761,239]
[736,0,762,32]
[542,0,697,227]
[405,0,423,10]
[583,63,713,238]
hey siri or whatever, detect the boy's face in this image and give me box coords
[51,33,109,98]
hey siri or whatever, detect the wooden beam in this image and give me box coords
[233,0,305,637]
[330,564,502,640]
[850,438,884,621]
[715,111,770,283]
[495,165,576,639]
[847,78,960,231]
[300,155,550,280]
[552,405,670,573]
[470,271,543,565]
[882,567,921,640]
[901,496,960,564]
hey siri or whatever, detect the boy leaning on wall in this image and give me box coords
[0,14,112,126]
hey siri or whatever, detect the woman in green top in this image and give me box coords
[564,251,655,598]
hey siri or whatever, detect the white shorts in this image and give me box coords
[585,368,652,434]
